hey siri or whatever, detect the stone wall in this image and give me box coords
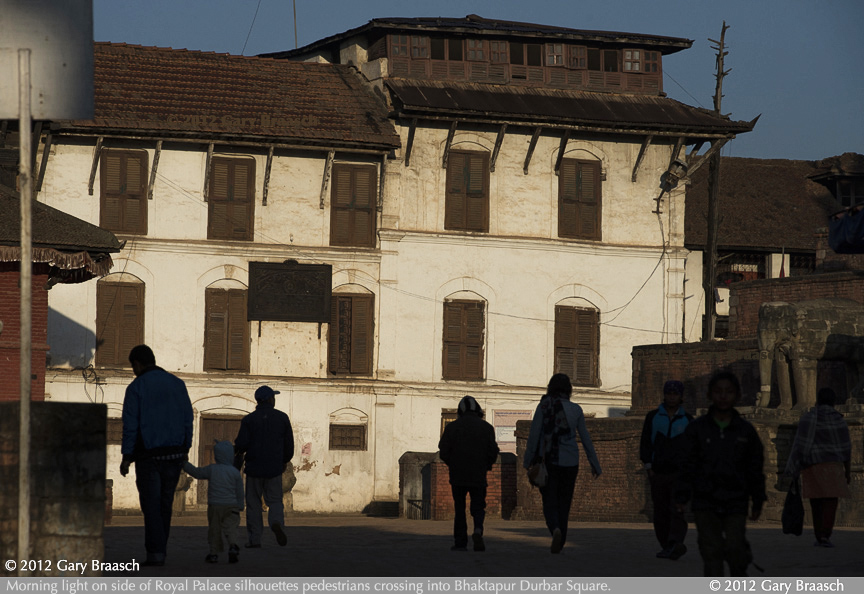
[1,402,106,576]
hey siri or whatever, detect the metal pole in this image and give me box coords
[17,48,33,573]
[293,0,298,49]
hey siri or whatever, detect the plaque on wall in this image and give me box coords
[248,261,332,322]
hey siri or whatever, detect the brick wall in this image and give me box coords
[428,455,517,520]
[0,263,50,401]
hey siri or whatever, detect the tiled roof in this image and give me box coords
[263,15,693,60]
[0,194,122,252]
[685,156,840,252]
[809,152,864,182]
[386,80,754,136]
[56,43,400,150]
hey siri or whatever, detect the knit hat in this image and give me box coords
[458,395,483,418]
[663,380,684,396]
[254,385,280,402]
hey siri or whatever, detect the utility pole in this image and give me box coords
[702,22,730,342]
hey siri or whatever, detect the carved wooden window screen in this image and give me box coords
[328,293,374,375]
[329,424,367,451]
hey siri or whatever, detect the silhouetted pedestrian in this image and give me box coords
[120,344,194,567]
[524,373,601,554]
[676,370,766,576]
[234,386,294,548]
[438,395,500,552]
[640,379,693,560]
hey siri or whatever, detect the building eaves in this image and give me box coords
[261,14,693,60]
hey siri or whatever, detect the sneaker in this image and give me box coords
[143,554,166,567]
[244,543,261,549]
[818,538,834,548]
[205,554,218,564]
[228,545,239,564]
[551,528,563,554]
[668,543,687,560]
[656,547,672,559]
[472,532,485,552]
[450,545,468,551]
[271,524,287,547]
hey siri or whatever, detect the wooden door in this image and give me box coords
[196,415,244,505]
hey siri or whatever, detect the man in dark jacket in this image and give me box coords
[676,371,767,577]
[120,345,194,567]
[234,386,294,548]
[640,379,693,560]
[438,395,500,552]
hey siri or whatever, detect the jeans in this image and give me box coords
[134,457,184,560]
[539,464,579,548]
[245,475,284,545]
[694,511,749,576]
[649,471,688,548]
[451,484,487,547]
[207,505,241,554]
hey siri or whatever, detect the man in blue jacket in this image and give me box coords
[234,386,294,548]
[120,345,194,567]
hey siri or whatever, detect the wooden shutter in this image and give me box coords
[442,300,485,380]
[226,290,249,371]
[445,151,488,232]
[204,288,249,371]
[559,159,601,240]
[554,305,599,386]
[330,164,377,247]
[96,282,143,367]
[100,150,147,234]
[328,294,374,375]
[208,157,254,241]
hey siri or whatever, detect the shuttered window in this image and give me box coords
[328,294,374,375]
[330,164,377,247]
[95,281,144,367]
[554,305,599,387]
[100,150,148,235]
[442,300,485,381]
[207,156,255,241]
[559,158,602,240]
[204,288,250,372]
[445,151,489,232]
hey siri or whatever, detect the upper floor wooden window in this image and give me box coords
[467,39,486,61]
[411,36,429,58]
[559,158,601,241]
[100,149,148,235]
[490,41,508,63]
[568,46,587,69]
[96,279,144,368]
[546,43,564,66]
[329,293,374,375]
[838,180,864,208]
[391,35,409,56]
[554,305,599,387]
[443,300,485,381]
[445,151,489,232]
[643,50,660,73]
[204,288,249,372]
[623,49,642,72]
[207,156,255,241]
[330,163,377,247]
[510,42,542,66]
[587,48,619,72]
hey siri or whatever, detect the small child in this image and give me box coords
[184,440,245,563]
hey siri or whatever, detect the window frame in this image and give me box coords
[568,45,587,69]
[558,158,602,241]
[203,287,250,372]
[554,305,600,387]
[329,163,378,248]
[328,293,375,376]
[467,39,487,61]
[442,299,486,381]
[207,155,255,241]
[99,149,148,235]
[95,280,144,368]
[410,36,429,59]
[391,34,409,57]
[490,40,508,64]
[329,424,368,451]
[445,150,490,233]
[545,43,564,66]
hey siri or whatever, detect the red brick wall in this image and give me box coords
[428,456,517,520]
[0,263,49,401]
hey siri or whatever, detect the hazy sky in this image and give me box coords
[93,0,863,161]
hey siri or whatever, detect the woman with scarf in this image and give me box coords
[524,373,601,553]
[785,388,852,547]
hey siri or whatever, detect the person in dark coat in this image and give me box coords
[438,395,500,552]
[234,386,294,548]
[676,370,766,577]
[640,379,693,560]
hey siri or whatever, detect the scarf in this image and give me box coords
[539,392,571,465]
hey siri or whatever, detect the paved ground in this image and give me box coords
[103,514,864,577]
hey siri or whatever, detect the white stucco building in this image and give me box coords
[38,17,753,513]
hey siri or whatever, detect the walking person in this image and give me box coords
[524,373,601,554]
[438,395,500,552]
[676,370,766,577]
[785,388,852,548]
[120,344,194,567]
[184,440,245,564]
[234,386,294,548]
[640,379,693,560]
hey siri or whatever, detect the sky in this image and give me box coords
[93,0,864,162]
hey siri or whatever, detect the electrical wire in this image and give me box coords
[241,0,263,56]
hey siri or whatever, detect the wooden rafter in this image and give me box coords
[523,127,542,175]
[87,136,103,196]
[262,145,274,205]
[490,124,507,172]
[202,142,214,201]
[683,138,729,181]
[631,135,653,182]
[441,120,458,170]
[554,130,571,176]
[319,150,335,209]
[147,140,162,200]
[378,153,386,212]
[36,133,52,193]
[404,118,417,167]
